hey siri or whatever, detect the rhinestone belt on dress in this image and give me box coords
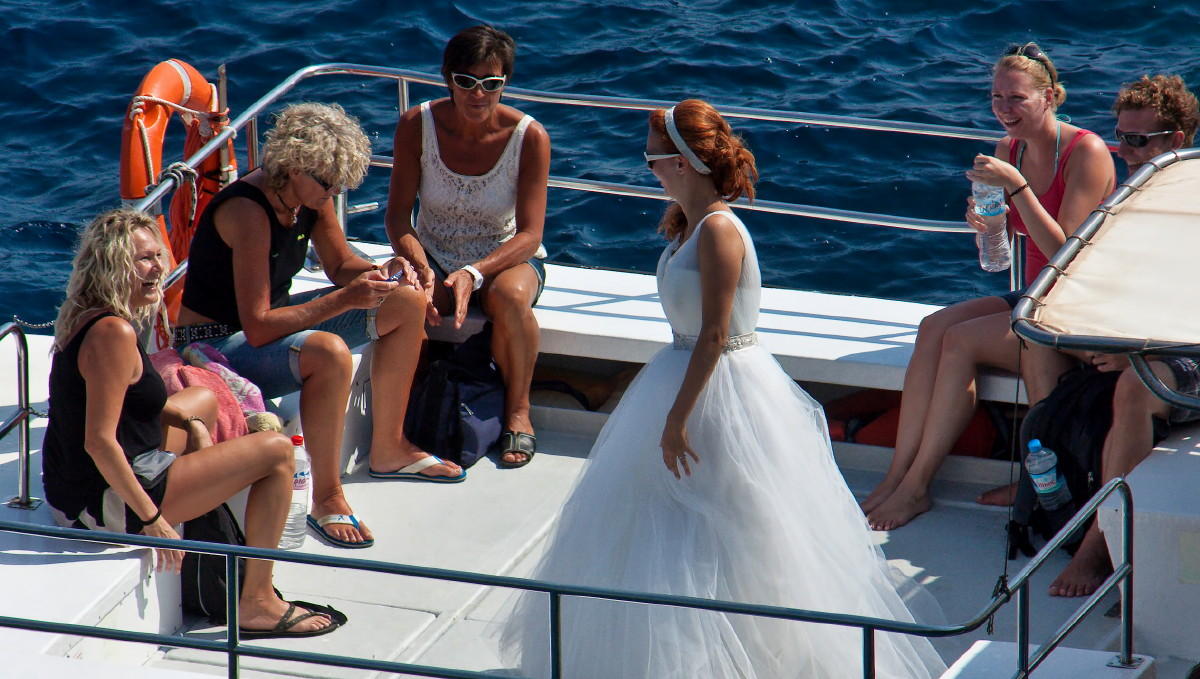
[672,331,758,352]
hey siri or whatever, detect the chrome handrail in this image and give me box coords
[0,322,40,510]
[138,63,1000,234]
[0,477,1138,678]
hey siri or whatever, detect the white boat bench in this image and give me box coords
[1098,421,1200,663]
[530,262,1027,403]
[291,244,1027,403]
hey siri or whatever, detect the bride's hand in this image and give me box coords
[660,418,699,479]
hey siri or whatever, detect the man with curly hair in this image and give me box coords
[1049,74,1200,597]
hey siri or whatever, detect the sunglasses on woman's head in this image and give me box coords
[450,72,507,92]
[1004,42,1054,82]
[1114,128,1176,148]
[644,152,680,170]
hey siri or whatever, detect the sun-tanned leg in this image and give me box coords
[296,332,372,546]
[367,284,463,478]
[976,343,1078,506]
[860,296,1012,515]
[161,431,333,633]
[161,386,218,454]
[481,265,540,466]
[868,310,1022,530]
[1049,363,1174,597]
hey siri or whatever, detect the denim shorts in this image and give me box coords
[426,253,546,307]
[191,287,378,399]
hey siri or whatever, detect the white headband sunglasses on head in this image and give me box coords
[665,106,711,175]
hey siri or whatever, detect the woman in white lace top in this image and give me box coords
[385,25,552,468]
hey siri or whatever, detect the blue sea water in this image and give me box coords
[2,0,1199,325]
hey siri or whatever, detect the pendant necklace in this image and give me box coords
[275,189,300,225]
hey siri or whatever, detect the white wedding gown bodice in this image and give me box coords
[657,211,760,339]
[498,211,946,679]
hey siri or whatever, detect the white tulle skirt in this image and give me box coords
[497,344,947,679]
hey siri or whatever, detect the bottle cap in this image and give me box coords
[1028,438,1042,452]
[291,435,304,446]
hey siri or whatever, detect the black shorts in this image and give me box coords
[999,286,1028,309]
[48,450,174,534]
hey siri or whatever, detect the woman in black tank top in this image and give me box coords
[44,209,342,638]
[176,102,464,551]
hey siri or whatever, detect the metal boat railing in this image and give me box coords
[0,322,40,510]
[0,477,1140,678]
[144,63,1028,294]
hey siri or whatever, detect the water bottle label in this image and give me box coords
[293,470,310,491]
[1030,470,1060,494]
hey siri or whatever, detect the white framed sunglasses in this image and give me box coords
[450,72,507,92]
[644,152,680,170]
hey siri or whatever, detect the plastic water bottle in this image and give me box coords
[971,181,1011,272]
[278,435,310,550]
[1025,439,1072,511]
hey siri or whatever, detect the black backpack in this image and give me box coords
[1007,365,1164,557]
[181,502,246,624]
[405,325,505,468]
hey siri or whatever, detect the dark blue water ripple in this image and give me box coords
[3,0,1200,326]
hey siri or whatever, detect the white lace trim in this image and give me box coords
[415,101,540,271]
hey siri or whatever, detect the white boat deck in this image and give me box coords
[2,256,1196,676]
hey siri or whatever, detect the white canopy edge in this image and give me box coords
[1030,154,1200,349]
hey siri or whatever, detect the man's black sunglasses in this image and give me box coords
[1114,128,1177,149]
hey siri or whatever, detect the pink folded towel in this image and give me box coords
[149,348,248,443]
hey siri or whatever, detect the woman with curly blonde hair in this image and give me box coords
[45,208,344,638]
[177,102,461,550]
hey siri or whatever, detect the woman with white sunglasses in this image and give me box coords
[386,24,552,469]
[861,42,1116,530]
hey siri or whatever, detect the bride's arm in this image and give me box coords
[661,214,745,478]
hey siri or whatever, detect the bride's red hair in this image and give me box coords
[649,99,758,241]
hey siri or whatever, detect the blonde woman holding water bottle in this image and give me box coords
[861,41,1115,530]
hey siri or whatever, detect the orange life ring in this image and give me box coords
[119,59,237,345]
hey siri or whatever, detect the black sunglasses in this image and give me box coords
[309,172,334,192]
[1114,127,1176,148]
[1004,42,1054,83]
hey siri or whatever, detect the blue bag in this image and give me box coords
[405,325,504,468]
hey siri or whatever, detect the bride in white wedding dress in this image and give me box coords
[498,99,947,679]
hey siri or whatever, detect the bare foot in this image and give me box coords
[370,439,464,480]
[240,593,332,634]
[1049,532,1113,597]
[867,490,931,531]
[860,477,901,514]
[976,482,1018,506]
[311,493,373,546]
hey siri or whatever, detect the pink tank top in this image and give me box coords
[1007,129,1094,285]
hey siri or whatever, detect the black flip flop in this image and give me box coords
[239,600,347,640]
[498,430,537,468]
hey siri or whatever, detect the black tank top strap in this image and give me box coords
[181,179,317,326]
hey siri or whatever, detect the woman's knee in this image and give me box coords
[298,331,352,378]
[483,281,535,321]
[1114,368,1156,412]
[385,284,426,317]
[251,431,295,473]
